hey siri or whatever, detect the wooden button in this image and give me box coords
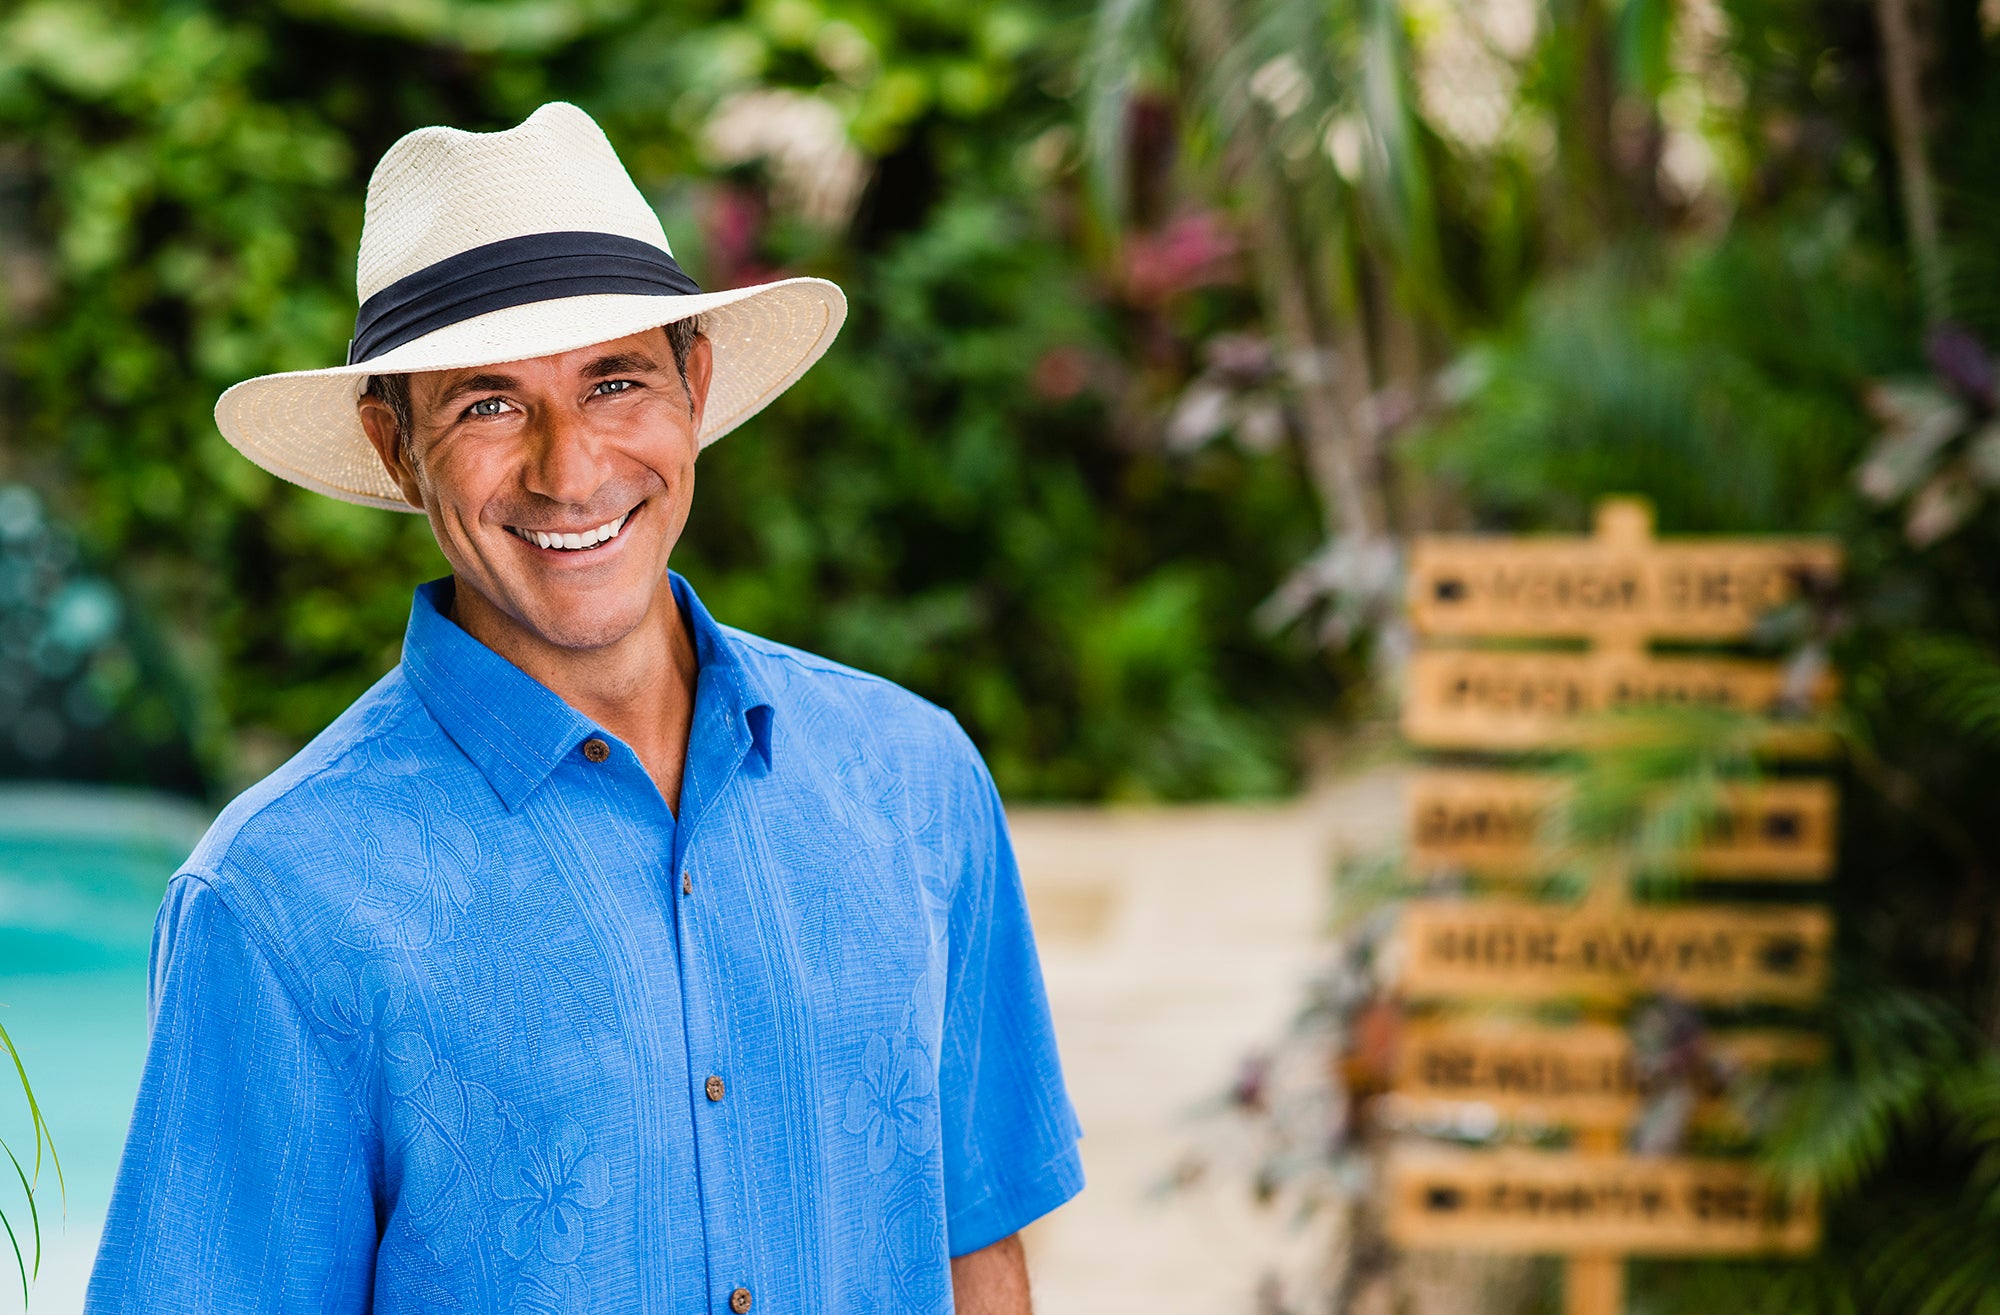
[729,1288,753,1313]
[581,737,610,763]
[705,1074,725,1102]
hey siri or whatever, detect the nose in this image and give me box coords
[521,400,608,508]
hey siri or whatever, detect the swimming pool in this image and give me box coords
[0,786,209,1314]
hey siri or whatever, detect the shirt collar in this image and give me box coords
[401,571,775,812]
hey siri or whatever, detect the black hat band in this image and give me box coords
[348,230,703,366]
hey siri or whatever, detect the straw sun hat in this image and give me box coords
[214,101,847,512]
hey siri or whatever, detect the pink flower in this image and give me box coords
[1122,212,1241,304]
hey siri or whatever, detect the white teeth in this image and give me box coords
[514,511,630,551]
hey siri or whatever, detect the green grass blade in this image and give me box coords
[0,1195,25,1311]
[0,1021,64,1207]
[2,1141,38,1281]
[0,1011,61,1308]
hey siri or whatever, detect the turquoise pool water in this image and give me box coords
[0,787,209,1314]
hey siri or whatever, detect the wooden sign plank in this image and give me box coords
[1393,1019,1824,1127]
[1408,502,1839,642]
[1397,902,1831,1004]
[1407,770,1838,880]
[1386,1145,1819,1255]
[1401,650,1836,753]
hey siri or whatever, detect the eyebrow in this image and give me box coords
[431,372,522,411]
[579,351,664,379]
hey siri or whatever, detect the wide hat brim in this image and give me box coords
[214,277,845,512]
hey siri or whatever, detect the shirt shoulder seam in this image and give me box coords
[742,645,880,685]
[730,636,965,739]
[200,695,427,862]
[725,629,920,690]
[167,871,384,1159]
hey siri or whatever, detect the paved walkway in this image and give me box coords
[1012,768,1404,1313]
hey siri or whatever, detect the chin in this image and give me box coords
[496,575,652,651]
[518,595,654,652]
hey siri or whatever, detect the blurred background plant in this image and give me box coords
[0,1021,58,1313]
[3,0,2000,1308]
[0,0,1352,803]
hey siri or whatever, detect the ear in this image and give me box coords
[683,333,716,441]
[357,392,426,511]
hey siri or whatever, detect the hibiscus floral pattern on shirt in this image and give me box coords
[843,1031,941,1174]
[494,1116,613,1266]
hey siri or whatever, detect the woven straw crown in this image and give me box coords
[214,102,847,511]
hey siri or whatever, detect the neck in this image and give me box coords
[450,576,699,812]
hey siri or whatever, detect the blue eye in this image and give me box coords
[469,397,507,417]
[595,380,635,395]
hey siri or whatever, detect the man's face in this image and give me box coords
[359,327,714,652]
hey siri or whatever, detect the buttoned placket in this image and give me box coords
[571,730,710,1311]
[664,699,762,1315]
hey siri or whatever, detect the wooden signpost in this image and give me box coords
[1402,500,1840,752]
[1387,499,1839,1314]
[1408,769,1837,880]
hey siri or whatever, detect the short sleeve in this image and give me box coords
[936,743,1085,1255]
[85,875,378,1314]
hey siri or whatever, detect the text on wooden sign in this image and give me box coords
[1408,501,1840,641]
[1402,650,1835,753]
[1407,770,1837,880]
[1397,902,1832,1004]
[1394,1019,1824,1127]
[1386,1146,1819,1255]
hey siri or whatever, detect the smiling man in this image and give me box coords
[86,104,1082,1315]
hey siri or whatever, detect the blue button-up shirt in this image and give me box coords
[86,574,1083,1314]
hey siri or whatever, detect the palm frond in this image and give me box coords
[1639,1255,1863,1315]
[1761,986,1973,1197]
[1551,707,1767,886]
[1899,635,2000,746]
[1934,1058,2000,1221]
[1862,1198,2000,1315]
[1214,0,1446,301]
[1081,0,1165,229]
[1613,0,1676,99]
[1353,0,1443,296]
[1650,1188,2000,1315]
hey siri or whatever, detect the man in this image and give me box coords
[86,103,1082,1315]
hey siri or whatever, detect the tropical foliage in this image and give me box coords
[0,0,1346,802]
